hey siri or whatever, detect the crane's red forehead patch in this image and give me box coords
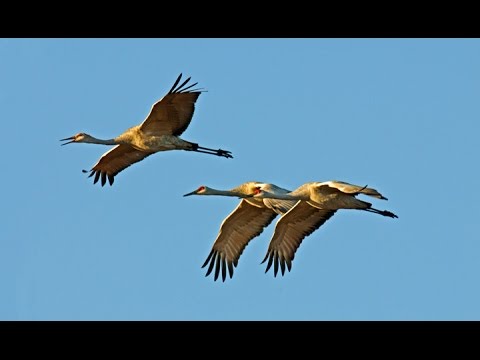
[254,187,261,194]
[198,186,206,192]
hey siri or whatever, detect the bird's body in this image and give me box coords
[183,182,297,281]
[61,74,232,186]
[114,126,193,152]
[253,181,398,277]
[283,181,388,210]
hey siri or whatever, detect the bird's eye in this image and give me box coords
[254,187,261,194]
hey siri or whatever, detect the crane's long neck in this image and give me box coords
[205,188,251,198]
[86,136,117,145]
[260,191,308,201]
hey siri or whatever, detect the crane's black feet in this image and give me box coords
[217,149,233,159]
[381,210,398,218]
[189,143,234,158]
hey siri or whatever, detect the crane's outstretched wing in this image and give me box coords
[317,181,387,200]
[85,145,154,186]
[262,201,337,277]
[263,198,298,215]
[140,73,204,136]
[202,200,278,282]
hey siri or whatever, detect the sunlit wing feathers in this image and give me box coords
[140,74,203,136]
[262,201,337,277]
[317,181,387,200]
[263,198,298,215]
[257,183,297,215]
[202,200,278,282]
[86,144,154,186]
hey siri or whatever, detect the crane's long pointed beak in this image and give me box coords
[183,190,197,197]
[60,136,75,145]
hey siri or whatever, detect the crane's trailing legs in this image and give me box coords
[364,207,398,218]
[187,142,233,158]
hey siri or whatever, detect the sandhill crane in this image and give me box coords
[253,181,398,277]
[60,73,233,186]
[183,182,297,282]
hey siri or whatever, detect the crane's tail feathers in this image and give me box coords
[359,186,388,200]
[359,184,368,192]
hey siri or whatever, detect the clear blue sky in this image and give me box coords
[1,38,479,320]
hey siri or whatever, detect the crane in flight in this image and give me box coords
[183,182,297,282]
[61,73,233,186]
[253,181,398,277]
